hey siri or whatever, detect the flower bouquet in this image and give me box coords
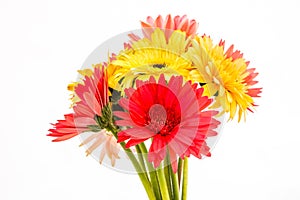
[48,14,261,200]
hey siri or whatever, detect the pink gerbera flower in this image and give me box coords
[114,75,220,172]
[79,129,120,166]
[48,66,120,166]
[124,14,199,48]
[141,14,199,40]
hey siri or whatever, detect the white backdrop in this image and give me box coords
[1,0,299,199]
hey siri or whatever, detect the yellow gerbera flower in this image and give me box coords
[109,29,194,91]
[187,36,224,97]
[187,35,260,122]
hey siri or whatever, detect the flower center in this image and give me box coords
[146,104,180,136]
[152,64,166,69]
[147,104,167,134]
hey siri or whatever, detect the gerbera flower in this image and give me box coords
[80,130,120,166]
[68,54,117,105]
[48,113,89,142]
[219,40,262,100]
[114,75,220,172]
[48,66,120,166]
[67,69,93,106]
[141,14,199,40]
[109,29,193,92]
[187,36,225,97]
[186,35,262,121]
[124,14,198,50]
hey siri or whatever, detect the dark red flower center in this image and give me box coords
[146,104,180,136]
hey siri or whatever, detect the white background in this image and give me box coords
[1,0,299,199]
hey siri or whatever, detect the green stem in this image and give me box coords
[157,164,171,200]
[139,143,162,200]
[170,164,180,200]
[181,157,188,200]
[177,158,183,188]
[164,156,173,199]
[111,130,155,200]
[121,142,155,200]
[135,145,147,173]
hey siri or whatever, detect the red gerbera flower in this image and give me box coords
[114,75,220,172]
[48,66,120,165]
[48,66,109,140]
[48,113,90,142]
